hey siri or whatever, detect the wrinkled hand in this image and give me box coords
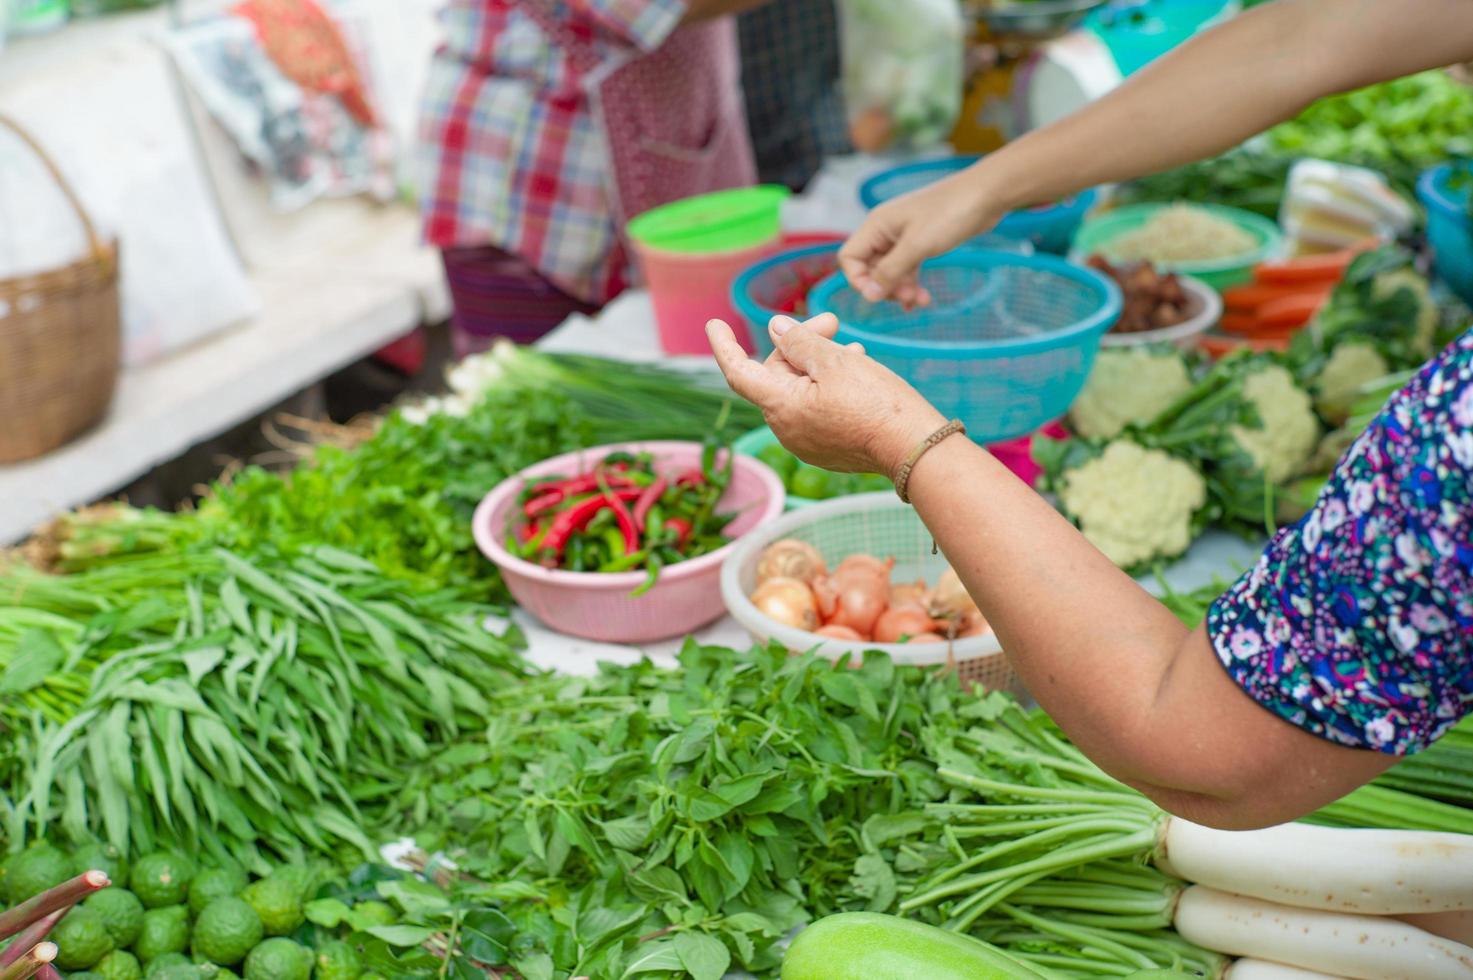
[839,169,1003,306]
[707,312,946,480]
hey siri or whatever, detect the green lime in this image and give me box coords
[150,966,205,980]
[756,444,797,481]
[242,938,311,980]
[197,967,240,980]
[349,900,395,928]
[145,953,194,977]
[51,907,116,971]
[855,473,892,492]
[2,843,73,904]
[789,464,832,500]
[134,905,191,962]
[94,950,144,980]
[131,854,192,909]
[72,842,130,885]
[241,877,303,937]
[192,896,264,966]
[86,887,146,948]
[264,866,315,902]
[312,940,362,980]
[188,867,248,917]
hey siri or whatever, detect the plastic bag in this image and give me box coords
[837,0,965,152]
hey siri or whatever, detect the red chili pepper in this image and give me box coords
[665,517,692,547]
[523,490,565,518]
[541,489,642,554]
[674,469,705,487]
[605,489,640,555]
[536,471,635,499]
[516,521,542,544]
[632,477,667,533]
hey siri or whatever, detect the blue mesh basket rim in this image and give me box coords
[859,159,1097,226]
[729,242,843,324]
[859,157,980,209]
[1419,164,1471,218]
[810,251,1123,356]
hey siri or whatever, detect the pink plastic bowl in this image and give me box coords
[472,441,786,645]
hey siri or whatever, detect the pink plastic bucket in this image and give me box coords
[634,236,781,355]
[988,421,1067,488]
[472,441,786,644]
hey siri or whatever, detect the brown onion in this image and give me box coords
[873,607,937,644]
[834,554,894,587]
[930,566,980,621]
[751,576,818,631]
[827,578,888,636]
[907,632,947,644]
[889,580,931,612]
[812,576,839,620]
[814,624,864,641]
[756,539,827,586]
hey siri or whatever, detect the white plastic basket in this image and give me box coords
[720,493,1022,694]
[1099,273,1222,349]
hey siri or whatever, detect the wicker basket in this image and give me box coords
[721,493,1025,696]
[0,114,121,464]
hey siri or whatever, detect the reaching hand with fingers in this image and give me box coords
[839,168,1004,306]
[705,313,947,481]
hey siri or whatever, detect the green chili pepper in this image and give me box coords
[644,507,665,543]
[568,536,587,572]
[601,549,647,573]
[602,526,626,559]
[630,553,663,597]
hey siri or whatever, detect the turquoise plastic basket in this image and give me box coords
[859,157,1099,254]
[731,243,843,360]
[808,250,1121,443]
[1418,164,1473,307]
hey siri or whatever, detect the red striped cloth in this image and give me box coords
[441,244,611,355]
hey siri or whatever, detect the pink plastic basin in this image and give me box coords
[988,421,1067,488]
[634,236,782,355]
[472,441,786,644]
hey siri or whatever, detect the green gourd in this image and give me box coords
[780,912,1049,980]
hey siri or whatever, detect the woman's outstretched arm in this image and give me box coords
[707,315,1403,830]
[840,0,1473,304]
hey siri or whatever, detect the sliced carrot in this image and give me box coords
[1219,312,1262,336]
[1257,291,1328,329]
[1252,239,1376,284]
[1221,282,1333,313]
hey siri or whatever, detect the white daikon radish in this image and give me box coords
[1399,911,1473,947]
[1173,886,1473,980]
[1157,818,1473,914]
[1224,960,1348,979]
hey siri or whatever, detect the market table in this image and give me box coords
[513,286,1266,676]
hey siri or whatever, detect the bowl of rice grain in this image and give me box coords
[1070,202,1283,291]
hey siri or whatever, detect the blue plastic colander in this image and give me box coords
[1418,164,1473,307]
[731,238,1036,358]
[808,250,1121,443]
[859,157,1099,254]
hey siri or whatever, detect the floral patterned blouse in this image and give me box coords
[1208,329,1473,755]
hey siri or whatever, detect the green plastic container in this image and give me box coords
[1070,202,1283,291]
[733,426,893,509]
[626,185,790,255]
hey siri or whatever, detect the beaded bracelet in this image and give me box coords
[894,419,966,504]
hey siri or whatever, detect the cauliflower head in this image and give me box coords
[1057,441,1207,569]
[1229,364,1320,483]
[1372,268,1436,358]
[1313,341,1389,425]
[1069,348,1194,440]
